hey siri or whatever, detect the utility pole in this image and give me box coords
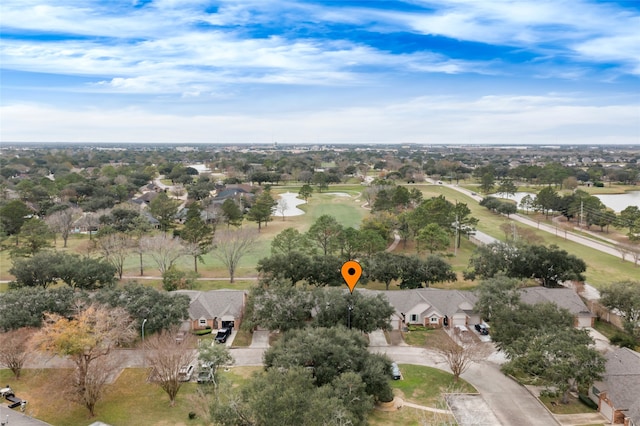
[580,200,584,228]
[454,200,458,256]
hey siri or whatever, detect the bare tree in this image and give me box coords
[211,229,258,283]
[95,232,131,279]
[77,210,104,240]
[0,328,35,379]
[145,329,196,406]
[46,207,82,247]
[435,334,480,382]
[275,198,288,221]
[33,305,137,416]
[140,234,186,274]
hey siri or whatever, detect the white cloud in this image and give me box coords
[2,94,637,144]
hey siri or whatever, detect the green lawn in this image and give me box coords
[391,364,475,406]
[540,394,598,415]
[1,363,471,426]
[0,367,261,426]
[1,182,636,289]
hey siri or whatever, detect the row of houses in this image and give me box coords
[174,285,594,335]
[174,286,640,425]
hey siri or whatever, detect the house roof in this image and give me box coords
[174,290,246,321]
[358,288,478,319]
[598,348,640,414]
[519,287,592,316]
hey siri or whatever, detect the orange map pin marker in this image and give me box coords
[341,260,362,293]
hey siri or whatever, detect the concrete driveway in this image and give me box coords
[368,330,389,347]
[371,346,560,426]
[249,330,270,348]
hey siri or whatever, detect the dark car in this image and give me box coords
[215,328,232,343]
[474,324,489,335]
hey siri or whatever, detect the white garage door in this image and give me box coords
[600,401,613,422]
[577,316,593,328]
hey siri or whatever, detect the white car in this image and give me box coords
[178,365,194,382]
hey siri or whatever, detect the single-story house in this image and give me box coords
[358,288,480,330]
[174,290,247,331]
[519,287,595,328]
[590,347,640,425]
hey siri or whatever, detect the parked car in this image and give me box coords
[391,362,401,380]
[197,368,214,384]
[215,328,232,344]
[178,365,194,382]
[474,324,489,335]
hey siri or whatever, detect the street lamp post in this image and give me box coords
[347,304,353,329]
[141,318,148,342]
[141,318,148,368]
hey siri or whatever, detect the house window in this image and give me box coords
[430,317,438,324]
[198,318,207,327]
[410,314,418,323]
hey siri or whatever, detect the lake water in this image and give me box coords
[498,191,640,213]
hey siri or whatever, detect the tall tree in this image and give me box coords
[220,198,243,228]
[480,172,495,194]
[398,255,457,289]
[473,275,522,321]
[313,288,394,333]
[0,327,35,379]
[435,334,479,382]
[34,305,137,416]
[247,190,276,231]
[271,227,310,256]
[0,287,77,331]
[130,215,153,276]
[416,223,450,254]
[140,234,186,274]
[307,214,343,256]
[298,184,313,202]
[600,281,640,337]
[365,252,404,290]
[148,192,180,233]
[244,281,315,332]
[0,200,31,244]
[95,230,131,279]
[211,229,258,283]
[535,186,561,218]
[145,329,197,406]
[264,327,394,403]
[14,218,53,256]
[8,251,64,289]
[497,178,517,199]
[46,206,82,248]
[180,203,214,273]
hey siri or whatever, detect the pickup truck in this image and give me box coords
[215,328,232,344]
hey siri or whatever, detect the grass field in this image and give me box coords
[1,182,637,290]
[1,363,471,426]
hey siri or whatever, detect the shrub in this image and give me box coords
[578,394,598,410]
[610,332,637,349]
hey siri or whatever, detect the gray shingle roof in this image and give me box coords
[358,288,477,318]
[519,287,592,316]
[599,348,640,415]
[174,290,245,320]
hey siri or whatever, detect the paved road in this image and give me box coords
[369,345,560,426]
[20,335,557,426]
[444,183,629,261]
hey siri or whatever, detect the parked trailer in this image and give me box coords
[0,386,27,410]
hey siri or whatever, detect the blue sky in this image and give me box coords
[1,0,639,144]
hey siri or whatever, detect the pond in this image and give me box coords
[498,191,640,213]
